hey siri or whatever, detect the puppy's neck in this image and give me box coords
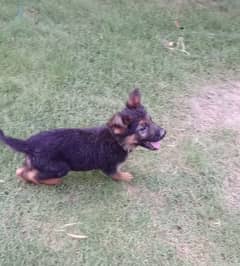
[107,127,137,153]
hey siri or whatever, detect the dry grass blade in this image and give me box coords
[54,229,65,232]
[61,222,80,228]
[66,233,88,239]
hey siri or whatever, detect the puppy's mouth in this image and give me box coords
[140,141,161,150]
[140,129,166,151]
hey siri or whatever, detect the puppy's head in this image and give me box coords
[108,89,166,151]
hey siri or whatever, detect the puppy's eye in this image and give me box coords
[139,126,146,131]
[138,125,147,133]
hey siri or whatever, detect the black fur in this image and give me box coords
[0,129,30,153]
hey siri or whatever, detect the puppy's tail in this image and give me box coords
[0,129,31,154]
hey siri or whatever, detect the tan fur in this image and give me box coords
[16,167,39,184]
[112,171,134,182]
[39,178,62,185]
[16,167,62,185]
[108,114,126,135]
[127,89,141,108]
[122,134,138,152]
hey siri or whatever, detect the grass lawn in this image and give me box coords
[0,0,240,265]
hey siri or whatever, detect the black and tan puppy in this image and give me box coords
[0,89,166,185]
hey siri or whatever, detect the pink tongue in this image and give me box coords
[150,141,161,150]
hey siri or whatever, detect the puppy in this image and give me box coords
[0,89,166,185]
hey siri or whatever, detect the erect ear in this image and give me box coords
[126,88,141,109]
[107,113,130,135]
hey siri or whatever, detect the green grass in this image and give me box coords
[1,0,240,265]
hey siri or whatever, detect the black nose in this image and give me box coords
[159,128,166,139]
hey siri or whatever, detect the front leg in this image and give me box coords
[111,171,134,182]
[103,164,134,182]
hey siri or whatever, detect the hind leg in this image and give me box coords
[16,156,31,176]
[16,166,65,185]
[16,157,69,185]
[16,156,39,184]
[16,168,62,185]
[16,167,39,184]
[38,177,63,185]
[33,160,70,185]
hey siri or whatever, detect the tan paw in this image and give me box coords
[39,178,62,185]
[25,170,39,184]
[112,172,134,182]
[17,168,39,184]
[16,167,26,177]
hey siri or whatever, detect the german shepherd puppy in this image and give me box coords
[0,89,166,185]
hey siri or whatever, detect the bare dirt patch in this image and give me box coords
[190,81,240,210]
[190,81,240,132]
